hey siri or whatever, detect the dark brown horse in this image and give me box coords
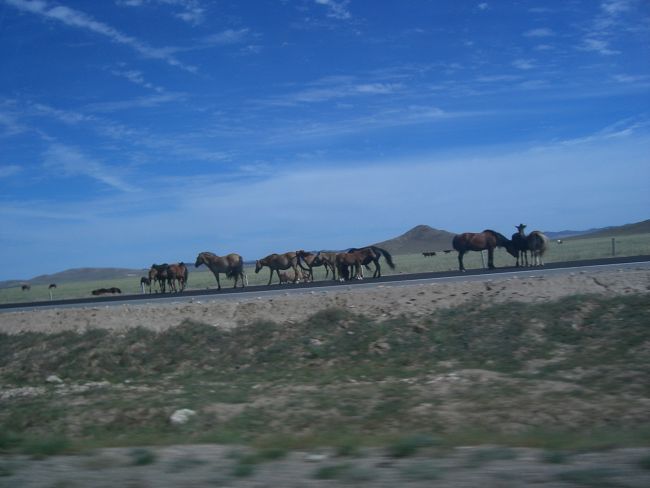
[255,252,301,285]
[452,229,518,272]
[149,263,170,293]
[347,246,395,278]
[195,252,246,290]
[511,223,529,267]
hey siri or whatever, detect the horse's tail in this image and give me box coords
[371,246,396,269]
[182,263,188,284]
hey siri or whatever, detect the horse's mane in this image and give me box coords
[483,229,511,246]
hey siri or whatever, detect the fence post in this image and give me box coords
[611,238,616,256]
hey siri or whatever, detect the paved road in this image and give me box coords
[2,255,650,312]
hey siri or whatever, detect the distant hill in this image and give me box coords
[0,267,147,289]
[371,225,456,255]
[566,219,650,239]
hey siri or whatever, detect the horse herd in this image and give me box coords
[141,225,548,294]
[143,247,397,294]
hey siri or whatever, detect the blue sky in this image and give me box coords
[1,0,649,280]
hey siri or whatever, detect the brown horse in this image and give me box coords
[347,246,395,278]
[195,252,246,290]
[255,252,301,285]
[335,248,379,281]
[296,250,331,282]
[452,229,518,272]
[315,251,338,280]
[167,262,188,292]
[527,230,549,266]
[511,223,529,267]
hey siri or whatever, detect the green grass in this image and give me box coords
[1,294,649,454]
[2,232,649,304]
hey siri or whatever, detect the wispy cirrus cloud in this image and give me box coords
[261,76,403,106]
[42,143,139,192]
[5,0,197,72]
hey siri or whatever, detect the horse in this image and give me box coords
[335,248,379,281]
[21,284,30,291]
[195,252,246,290]
[511,223,529,267]
[149,264,170,293]
[166,262,188,292]
[452,229,518,272]
[347,246,395,278]
[527,230,549,266]
[140,276,151,294]
[296,250,331,282]
[422,251,436,257]
[315,251,338,280]
[255,252,301,285]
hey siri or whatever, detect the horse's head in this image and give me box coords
[255,260,263,273]
[194,253,205,268]
[505,241,519,259]
[516,224,527,235]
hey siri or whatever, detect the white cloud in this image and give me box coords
[580,38,619,55]
[524,28,554,38]
[315,0,351,20]
[203,28,251,46]
[512,59,536,70]
[42,144,138,193]
[6,0,197,72]
[477,3,489,11]
[0,165,22,178]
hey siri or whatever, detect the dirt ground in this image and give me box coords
[1,265,649,335]
[2,265,650,487]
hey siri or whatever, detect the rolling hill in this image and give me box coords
[370,225,456,255]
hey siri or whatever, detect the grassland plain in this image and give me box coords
[0,265,650,486]
[1,232,649,304]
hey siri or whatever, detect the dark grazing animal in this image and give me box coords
[255,252,301,285]
[21,284,30,291]
[511,223,529,267]
[195,252,246,290]
[527,230,549,266]
[452,230,518,272]
[91,287,121,296]
[140,276,151,294]
[422,251,436,257]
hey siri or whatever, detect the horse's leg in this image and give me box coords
[487,248,495,269]
[458,251,465,272]
[374,259,381,278]
[216,273,222,290]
